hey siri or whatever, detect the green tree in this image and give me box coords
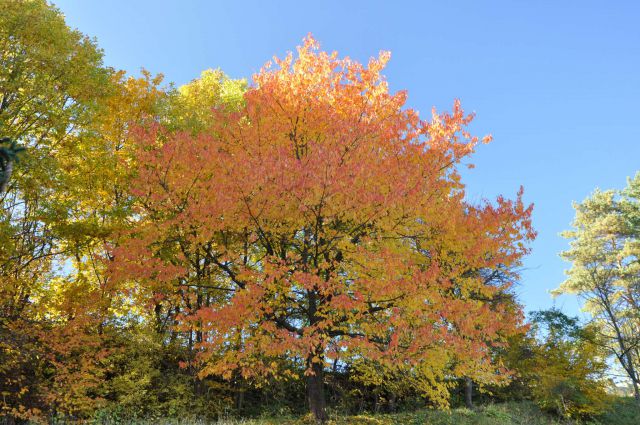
[556,173,640,404]
[502,309,610,419]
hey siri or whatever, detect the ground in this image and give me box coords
[81,399,637,425]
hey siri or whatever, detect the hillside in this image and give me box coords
[86,400,638,425]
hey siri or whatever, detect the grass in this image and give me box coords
[45,399,640,425]
[591,397,639,425]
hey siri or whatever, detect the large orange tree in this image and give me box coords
[113,36,535,422]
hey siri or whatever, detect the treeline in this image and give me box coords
[0,2,637,424]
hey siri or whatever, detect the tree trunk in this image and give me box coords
[388,392,397,412]
[307,359,327,423]
[464,377,474,409]
[602,289,640,405]
[622,350,640,405]
[0,158,13,195]
[234,386,245,410]
[630,372,640,405]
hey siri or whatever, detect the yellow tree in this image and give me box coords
[167,68,246,133]
[0,1,170,419]
[0,1,113,419]
[38,69,168,419]
[0,0,110,319]
[41,65,247,421]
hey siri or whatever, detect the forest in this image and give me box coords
[1,1,639,424]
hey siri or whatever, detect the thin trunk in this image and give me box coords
[234,387,245,411]
[388,392,397,412]
[230,331,245,410]
[464,377,474,409]
[598,285,640,404]
[620,346,640,404]
[629,366,640,405]
[196,291,203,343]
[154,302,163,332]
[307,358,327,423]
[0,159,13,195]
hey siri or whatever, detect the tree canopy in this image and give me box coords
[15,3,637,424]
[111,36,535,422]
[557,173,640,404]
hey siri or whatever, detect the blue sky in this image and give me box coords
[54,0,640,317]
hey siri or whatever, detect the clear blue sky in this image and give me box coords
[54,0,640,317]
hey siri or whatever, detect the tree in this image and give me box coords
[166,68,246,133]
[557,173,640,405]
[0,0,111,322]
[0,1,114,420]
[506,309,610,419]
[0,2,178,420]
[0,1,250,421]
[112,36,535,423]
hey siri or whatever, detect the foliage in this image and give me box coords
[592,397,640,425]
[556,173,640,403]
[7,2,617,423]
[0,4,248,418]
[166,68,247,133]
[499,309,610,419]
[0,0,111,420]
[35,401,591,425]
[112,35,535,422]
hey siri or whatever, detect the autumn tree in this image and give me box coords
[39,69,172,419]
[0,1,176,420]
[557,173,640,404]
[166,68,247,133]
[501,309,610,419]
[41,64,247,423]
[112,36,535,423]
[40,63,244,422]
[105,68,247,363]
[0,0,110,325]
[0,0,114,419]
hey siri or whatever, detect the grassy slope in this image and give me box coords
[592,397,639,425]
[106,399,636,425]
